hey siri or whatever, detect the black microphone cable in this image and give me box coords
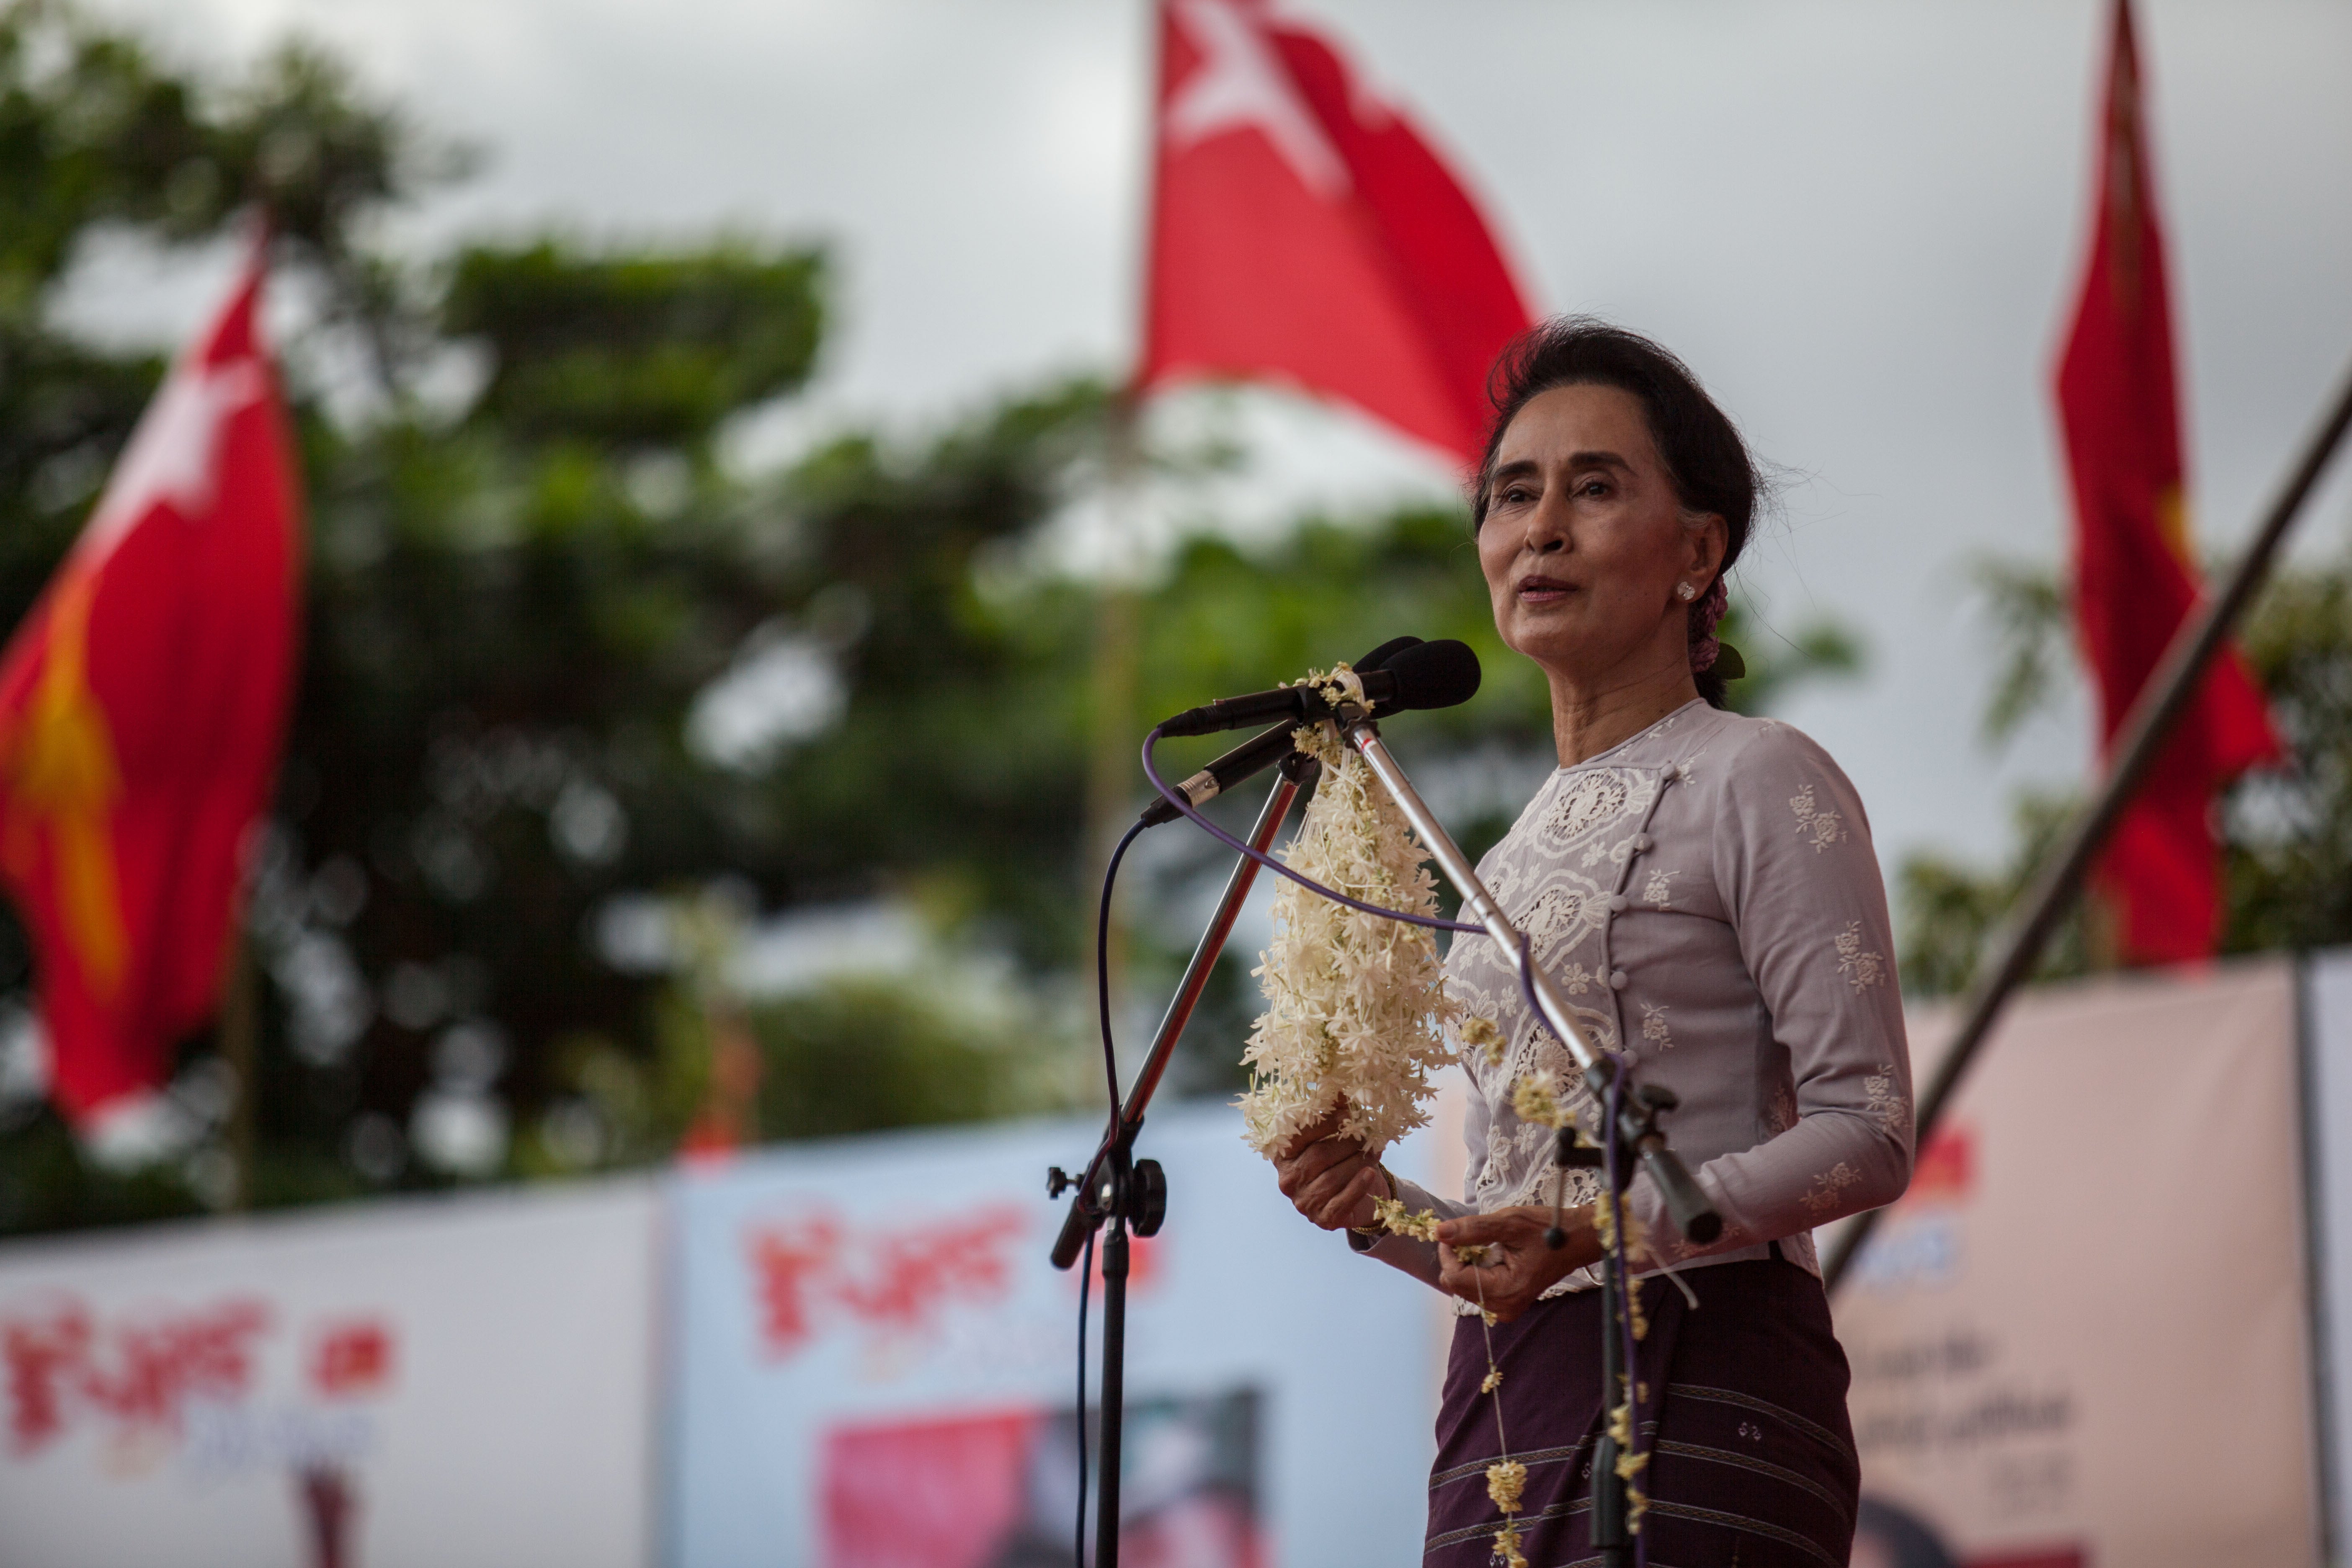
[1075,814,1146,1568]
[1096,819,1148,1110]
[1142,724,1483,942]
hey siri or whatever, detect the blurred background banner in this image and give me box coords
[1834,959,2318,1568]
[0,1179,659,1568]
[664,1101,1448,1568]
[6,959,2352,1567]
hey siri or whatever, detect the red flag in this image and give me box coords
[2053,0,2282,965]
[0,242,303,1122]
[1136,0,1535,463]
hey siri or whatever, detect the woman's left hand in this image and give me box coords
[1436,1204,1605,1322]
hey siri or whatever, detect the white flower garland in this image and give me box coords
[1239,667,1462,1158]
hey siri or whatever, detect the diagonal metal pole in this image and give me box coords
[1826,355,2352,1294]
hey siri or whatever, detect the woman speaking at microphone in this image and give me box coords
[1271,319,1912,1567]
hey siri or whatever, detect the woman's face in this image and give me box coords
[1476,382,1725,689]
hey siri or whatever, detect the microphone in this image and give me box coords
[1155,638,1482,740]
[1140,637,1424,827]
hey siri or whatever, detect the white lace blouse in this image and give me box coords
[1359,700,1914,1299]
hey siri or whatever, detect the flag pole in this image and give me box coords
[220,925,259,1211]
[1081,394,1145,1021]
[223,215,275,1214]
[1081,0,1170,1052]
[1825,354,2352,1294]
[1068,17,1171,1568]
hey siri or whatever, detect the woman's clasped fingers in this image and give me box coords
[1314,1159,1387,1230]
[1435,1206,1593,1321]
[1439,1248,1550,1322]
[1272,1103,1349,1159]
[1434,1208,1531,1251]
[1268,1100,1388,1231]
[1275,1139,1381,1230]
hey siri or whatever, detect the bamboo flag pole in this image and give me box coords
[1082,0,1167,1032]
[220,926,258,1211]
[1081,394,1146,1016]
[1825,356,2352,1294]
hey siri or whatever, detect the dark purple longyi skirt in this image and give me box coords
[1426,1258,1858,1568]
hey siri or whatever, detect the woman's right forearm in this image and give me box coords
[1350,1229,1445,1287]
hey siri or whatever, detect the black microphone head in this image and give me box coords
[1354,635,1423,673]
[1384,638,1481,712]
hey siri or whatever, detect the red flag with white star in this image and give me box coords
[1137,0,1535,463]
[0,242,303,1122]
[2053,0,2282,965]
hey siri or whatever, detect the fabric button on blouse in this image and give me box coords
[1609,970,1629,990]
[1632,834,1654,852]
[1608,894,1629,913]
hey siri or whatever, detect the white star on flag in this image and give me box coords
[1166,0,1350,200]
[76,352,268,568]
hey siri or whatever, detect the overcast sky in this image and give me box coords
[76,0,2352,885]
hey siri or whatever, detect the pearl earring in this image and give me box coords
[1676,582,1698,602]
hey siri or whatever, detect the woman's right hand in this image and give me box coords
[1272,1103,1388,1232]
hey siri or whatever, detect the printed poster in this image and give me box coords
[1833,959,2318,1568]
[666,1101,1449,1567]
[0,1179,659,1568]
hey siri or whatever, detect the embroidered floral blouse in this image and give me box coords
[1361,700,1913,1299]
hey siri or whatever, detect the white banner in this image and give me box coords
[665,1100,1452,1568]
[1833,958,2319,1568]
[0,1179,659,1568]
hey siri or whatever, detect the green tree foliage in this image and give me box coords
[1896,553,2352,995]
[443,240,825,448]
[748,979,1043,1141]
[0,0,433,628]
[2226,567,2352,952]
[1894,790,2094,1000]
[278,248,838,1197]
[745,383,1114,964]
